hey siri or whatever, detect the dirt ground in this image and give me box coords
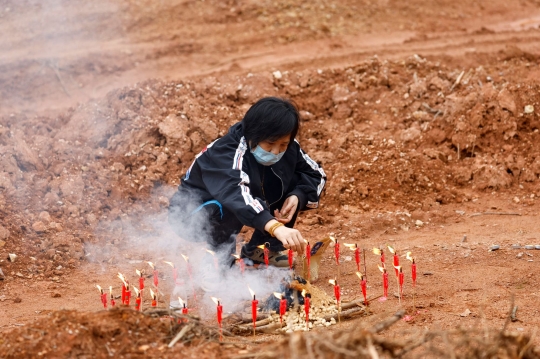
[2,0,540,358]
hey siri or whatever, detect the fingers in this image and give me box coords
[274,209,290,224]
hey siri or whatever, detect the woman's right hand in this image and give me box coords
[273,226,305,254]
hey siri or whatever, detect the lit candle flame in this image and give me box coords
[301,289,307,298]
[406,251,414,262]
[257,244,265,250]
[329,279,337,286]
[231,254,240,260]
[117,272,128,287]
[205,249,216,256]
[109,286,113,294]
[136,269,142,277]
[329,235,336,243]
[178,297,185,307]
[387,245,396,254]
[147,261,155,269]
[181,254,189,262]
[343,243,357,250]
[211,296,220,305]
[273,292,283,300]
[248,286,255,299]
[150,289,156,300]
[378,264,386,273]
[356,272,364,280]
[373,247,382,255]
[96,284,103,293]
[133,287,140,297]
[163,261,175,268]
[394,265,401,271]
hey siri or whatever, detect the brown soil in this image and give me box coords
[2,0,540,358]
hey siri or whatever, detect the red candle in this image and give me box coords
[279,297,287,324]
[383,270,389,298]
[412,261,417,284]
[177,297,188,323]
[373,247,385,265]
[388,246,399,277]
[124,284,131,306]
[330,279,340,303]
[306,242,312,281]
[150,289,157,307]
[288,249,293,270]
[134,289,141,311]
[121,283,126,304]
[232,254,245,274]
[96,285,107,308]
[355,247,360,272]
[264,248,269,268]
[211,297,223,341]
[117,273,128,304]
[249,287,258,335]
[398,267,404,299]
[109,286,116,307]
[303,291,310,325]
[356,272,368,305]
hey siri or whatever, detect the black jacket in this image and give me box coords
[179,123,326,232]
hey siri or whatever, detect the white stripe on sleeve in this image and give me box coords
[233,137,264,213]
[298,146,326,196]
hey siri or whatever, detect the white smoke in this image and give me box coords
[84,186,289,318]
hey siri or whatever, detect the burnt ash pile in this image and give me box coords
[1,50,540,278]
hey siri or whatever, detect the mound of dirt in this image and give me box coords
[2,54,540,280]
[0,308,223,359]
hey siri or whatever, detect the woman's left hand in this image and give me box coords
[274,195,298,224]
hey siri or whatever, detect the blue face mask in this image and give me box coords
[251,145,285,166]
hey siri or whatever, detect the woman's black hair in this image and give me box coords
[241,97,300,148]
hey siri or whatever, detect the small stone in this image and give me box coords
[524,105,534,114]
[38,211,52,224]
[0,240,5,248]
[0,267,4,280]
[7,253,17,262]
[460,308,471,317]
[325,322,331,327]
[0,225,9,240]
[513,197,520,204]
[524,245,534,250]
[272,71,282,79]
[517,252,524,259]
[461,235,467,243]
[415,220,424,226]
[330,318,336,324]
[512,244,521,249]
[15,272,24,277]
[535,245,540,250]
[51,292,61,298]
[489,245,500,251]
[32,221,47,233]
